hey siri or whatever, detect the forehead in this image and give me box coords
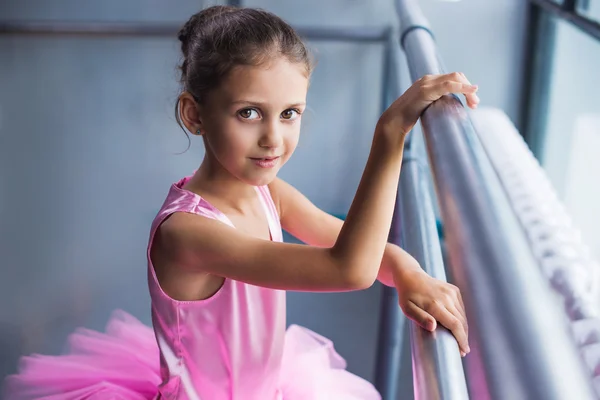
[218,58,309,105]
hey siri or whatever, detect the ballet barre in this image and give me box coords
[398,152,470,399]
[394,0,596,398]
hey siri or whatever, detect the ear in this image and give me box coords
[179,92,203,136]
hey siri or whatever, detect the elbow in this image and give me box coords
[342,266,379,291]
[327,248,378,290]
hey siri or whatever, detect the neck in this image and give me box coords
[185,155,257,213]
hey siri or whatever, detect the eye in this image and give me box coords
[238,108,260,120]
[281,109,301,120]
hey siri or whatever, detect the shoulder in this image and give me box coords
[267,177,286,218]
[267,177,314,223]
[267,177,303,219]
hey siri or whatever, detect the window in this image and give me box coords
[526,10,600,260]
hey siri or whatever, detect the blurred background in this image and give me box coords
[1,0,599,398]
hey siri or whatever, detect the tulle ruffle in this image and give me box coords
[4,311,380,400]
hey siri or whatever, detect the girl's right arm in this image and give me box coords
[158,72,479,292]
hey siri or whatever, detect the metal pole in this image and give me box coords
[374,42,405,391]
[296,26,391,43]
[395,0,596,399]
[519,3,557,156]
[373,36,410,399]
[381,34,415,149]
[399,154,469,400]
[0,21,391,43]
[374,281,404,399]
[373,37,405,399]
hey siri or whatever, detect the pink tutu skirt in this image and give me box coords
[4,310,381,400]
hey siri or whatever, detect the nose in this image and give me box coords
[258,119,284,149]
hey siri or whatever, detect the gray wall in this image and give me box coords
[0,0,527,397]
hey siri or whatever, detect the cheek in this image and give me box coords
[287,124,301,148]
[208,122,256,158]
[282,125,301,159]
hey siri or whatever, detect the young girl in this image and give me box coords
[5,5,478,400]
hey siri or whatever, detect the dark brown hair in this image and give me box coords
[175,6,313,134]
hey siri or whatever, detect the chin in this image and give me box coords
[244,171,278,187]
[252,175,277,187]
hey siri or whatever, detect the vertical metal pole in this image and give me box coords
[399,156,470,400]
[373,36,406,400]
[374,219,405,400]
[518,4,557,158]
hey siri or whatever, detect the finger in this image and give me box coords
[441,286,469,345]
[431,72,479,108]
[426,80,478,104]
[445,286,468,332]
[446,301,469,341]
[406,301,437,332]
[454,287,467,323]
[425,301,470,356]
[453,72,480,108]
[451,290,470,349]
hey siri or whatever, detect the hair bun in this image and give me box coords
[177,14,198,51]
[177,6,237,50]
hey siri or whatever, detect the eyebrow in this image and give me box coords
[230,100,306,108]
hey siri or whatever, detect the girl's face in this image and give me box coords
[197,57,309,187]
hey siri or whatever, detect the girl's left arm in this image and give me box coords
[270,177,470,356]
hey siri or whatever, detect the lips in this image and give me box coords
[250,156,279,161]
[250,156,280,168]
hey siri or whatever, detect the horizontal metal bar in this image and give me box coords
[0,21,176,37]
[529,0,600,41]
[297,26,392,42]
[0,20,391,42]
[398,154,469,400]
[396,0,597,399]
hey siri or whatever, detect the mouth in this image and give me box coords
[250,156,280,168]
[250,156,280,161]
